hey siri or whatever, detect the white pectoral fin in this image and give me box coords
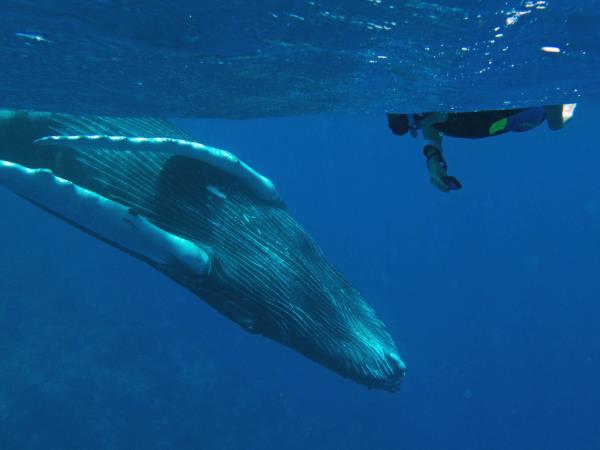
[34,135,279,202]
[0,160,210,280]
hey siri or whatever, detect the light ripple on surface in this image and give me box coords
[0,0,596,118]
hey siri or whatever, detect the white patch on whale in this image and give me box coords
[0,160,210,279]
[206,184,227,199]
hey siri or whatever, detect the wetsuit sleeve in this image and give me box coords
[418,112,448,129]
[423,125,443,151]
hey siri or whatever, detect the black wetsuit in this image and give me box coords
[388,108,538,139]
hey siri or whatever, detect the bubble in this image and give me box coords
[541,46,561,54]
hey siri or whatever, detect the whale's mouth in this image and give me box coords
[316,315,407,391]
[334,345,407,392]
[384,352,408,391]
[0,110,406,392]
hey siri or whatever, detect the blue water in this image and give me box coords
[1,1,600,450]
[1,109,599,449]
[1,0,598,117]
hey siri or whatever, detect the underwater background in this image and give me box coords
[1,1,600,450]
[1,108,599,450]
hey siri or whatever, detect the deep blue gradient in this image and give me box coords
[1,104,599,449]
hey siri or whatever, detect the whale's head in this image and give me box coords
[199,225,407,390]
[170,164,407,390]
[0,110,406,391]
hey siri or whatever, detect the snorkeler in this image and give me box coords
[387,104,576,192]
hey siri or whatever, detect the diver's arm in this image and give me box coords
[423,125,443,151]
[418,112,448,129]
[422,126,461,192]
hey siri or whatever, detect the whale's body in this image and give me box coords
[0,110,405,391]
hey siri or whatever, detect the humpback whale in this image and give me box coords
[0,110,406,391]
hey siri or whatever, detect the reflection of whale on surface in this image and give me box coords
[0,110,406,391]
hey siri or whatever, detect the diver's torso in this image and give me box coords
[433,107,546,138]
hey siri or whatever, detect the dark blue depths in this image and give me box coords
[0,105,599,450]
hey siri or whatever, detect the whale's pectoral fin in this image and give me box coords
[0,160,211,282]
[34,134,279,202]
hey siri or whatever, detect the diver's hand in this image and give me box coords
[424,146,462,193]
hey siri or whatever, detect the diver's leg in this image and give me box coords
[544,105,564,130]
[544,104,576,130]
